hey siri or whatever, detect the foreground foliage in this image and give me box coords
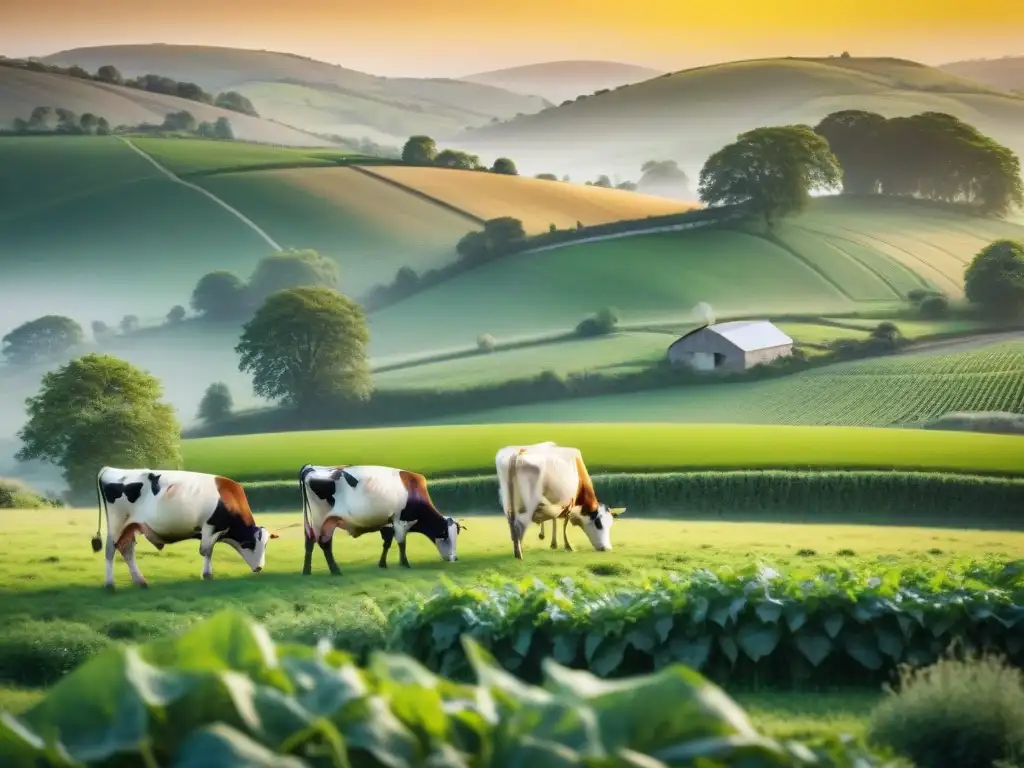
[0,611,890,767]
[388,562,1024,688]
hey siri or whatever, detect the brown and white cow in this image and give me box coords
[93,466,278,589]
[299,463,466,574]
[495,444,626,560]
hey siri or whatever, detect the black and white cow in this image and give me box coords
[299,463,466,574]
[93,466,278,589]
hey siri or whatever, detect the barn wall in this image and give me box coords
[667,329,744,372]
[743,344,793,368]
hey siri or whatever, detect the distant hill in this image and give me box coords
[454,56,1024,181]
[0,65,330,146]
[459,60,664,104]
[41,44,550,141]
[939,56,1024,94]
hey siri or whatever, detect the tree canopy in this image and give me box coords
[1,315,84,365]
[964,239,1024,318]
[190,270,249,321]
[814,110,1023,214]
[698,125,842,228]
[435,149,484,170]
[246,249,340,307]
[491,157,518,175]
[402,136,438,165]
[638,160,691,198]
[16,354,181,499]
[197,382,233,424]
[236,286,371,410]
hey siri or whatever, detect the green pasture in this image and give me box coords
[0,511,1019,739]
[181,422,1024,482]
[129,137,365,176]
[422,343,1024,429]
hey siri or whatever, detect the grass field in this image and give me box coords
[359,165,699,233]
[423,343,1024,428]
[1,511,1019,738]
[128,137,365,175]
[457,55,1024,180]
[181,422,1024,481]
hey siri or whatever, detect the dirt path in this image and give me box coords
[899,330,1024,356]
[119,138,282,251]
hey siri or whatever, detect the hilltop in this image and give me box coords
[40,44,550,141]
[454,56,1024,180]
[459,60,664,104]
[0,65,330,146]
[940,56,1024,94]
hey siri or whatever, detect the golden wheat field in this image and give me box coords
[357,165,700,233]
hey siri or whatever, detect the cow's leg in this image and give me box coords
[378,526,394,568]
[318,531,342,576]
[115,525,148,588]
[392,523,412,568]
[562,515,574,552]
[201,548,214,580]
[550,517,559,549]
[197,523,221,580]
[538,521,546,540]
[511,515,526,560]
[302,532,315,575]
[104,534,116,591]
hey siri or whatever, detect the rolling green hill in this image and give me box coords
[455,56,1024,180]
[415,342,1024,429]
[459,60,665,104]
[41,44,550,141]
[0,65,331,146]
[940,56,1024,95]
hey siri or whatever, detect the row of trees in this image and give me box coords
[401,136,519,175]
[0,57,259,117]
[5,105,235,140]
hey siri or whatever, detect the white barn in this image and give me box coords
[667,320,793,372]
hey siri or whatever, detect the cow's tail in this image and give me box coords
[298,464,314,539]
[92,467,107,553]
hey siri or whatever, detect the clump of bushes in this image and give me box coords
[0,478,60,509]
[867,649,1024,768]
[476,333,496,352]
[575,306,620,337]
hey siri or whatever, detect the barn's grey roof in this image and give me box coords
[707,320,793,351]
[671,320,793,352]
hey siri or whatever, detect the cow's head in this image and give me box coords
[221,525,280,572]
[569,504,625,551]
[430,516,466,562]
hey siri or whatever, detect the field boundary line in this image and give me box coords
[791,224,910,300]
[795,224,932,292]
[350,165,487,226]
[118,137,283,251]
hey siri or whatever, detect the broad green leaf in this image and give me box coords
[590,638,627,677]
[431,620,462,653]
[669,636,712,671]
[281,654,367,718]
[584,631,604,664]
[172,723,308,767]
[717,636,739,665]
[842,629,884,670]
[513,627,534,658]
[895,613,915,639]
[651,731,796,765]
[754,601,783,624]
[689,596,709,624]
[626,626,657,653]
[709,597,746,628]
[335,694,421,768]
[654,616,674,643]
[823,613,844,638]
[783,604,808,633]
[873,625,904,661]
[493,735,584,768]
[462,637,548,708]
[370,654,450,745]
[735,622,782,662]
[794,631,832,667]
[551,634,579,665]
[0,712,80,767]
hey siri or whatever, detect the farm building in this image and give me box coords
[667,320,793,372]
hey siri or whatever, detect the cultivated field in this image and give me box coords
[0,65,330,146]
[456,55,1024,178]
[181,422,1024,481]
[358,165,699,232]
[424,343,1024,428]
[0,510,1019,743]
[127,137,364,175]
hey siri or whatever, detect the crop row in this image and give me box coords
[243,470,1024,522]
[386,561,1024,688]
[0,610,887,767]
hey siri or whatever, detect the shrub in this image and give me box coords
[387,563,1024,688]
[0,609,887,766]
[476,332,496,352]
[575,306,620,337]
[906,288,928,303]
[919,294,949,318]
[0,621,111,686]
[867,650,1024,768]
[0,478,59,509]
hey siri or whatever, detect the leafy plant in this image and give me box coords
[0,610,889,766]
[387,564,1024,688]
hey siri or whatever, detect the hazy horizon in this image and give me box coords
[3,0,1022,78]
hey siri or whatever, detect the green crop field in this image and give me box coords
[0,510,1019,743]
[181,422,1024,482]
[424,343,1024,429]
[128,137,362,175]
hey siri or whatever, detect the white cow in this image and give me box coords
[299,463,466,574]
[496,443,626,560]
[94,466,278,589]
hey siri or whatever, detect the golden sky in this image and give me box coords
[3,0,1021,76]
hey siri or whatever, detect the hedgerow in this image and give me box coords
[0,610,889,767]
[386,561,1024,688]
[242,470,1024,523]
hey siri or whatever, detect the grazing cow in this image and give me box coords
[93,466,278,589]
[495,444,626,560]
[299,464,466,574]
[498,442,559,542]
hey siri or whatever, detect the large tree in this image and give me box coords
[1,315,84,365]
[490,157,518,175]
[964,239,1024,318]
[698,125,843,229]
[197,382,233,424]
[190,270,249,321]
[236,286,371,410]
[246,249,340,308]
[16,354,181,499]
[813,110,887,194]
[214,91,259,117]
[435,149,484,170]
[402,136,437,165]
[637,160,691,198]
